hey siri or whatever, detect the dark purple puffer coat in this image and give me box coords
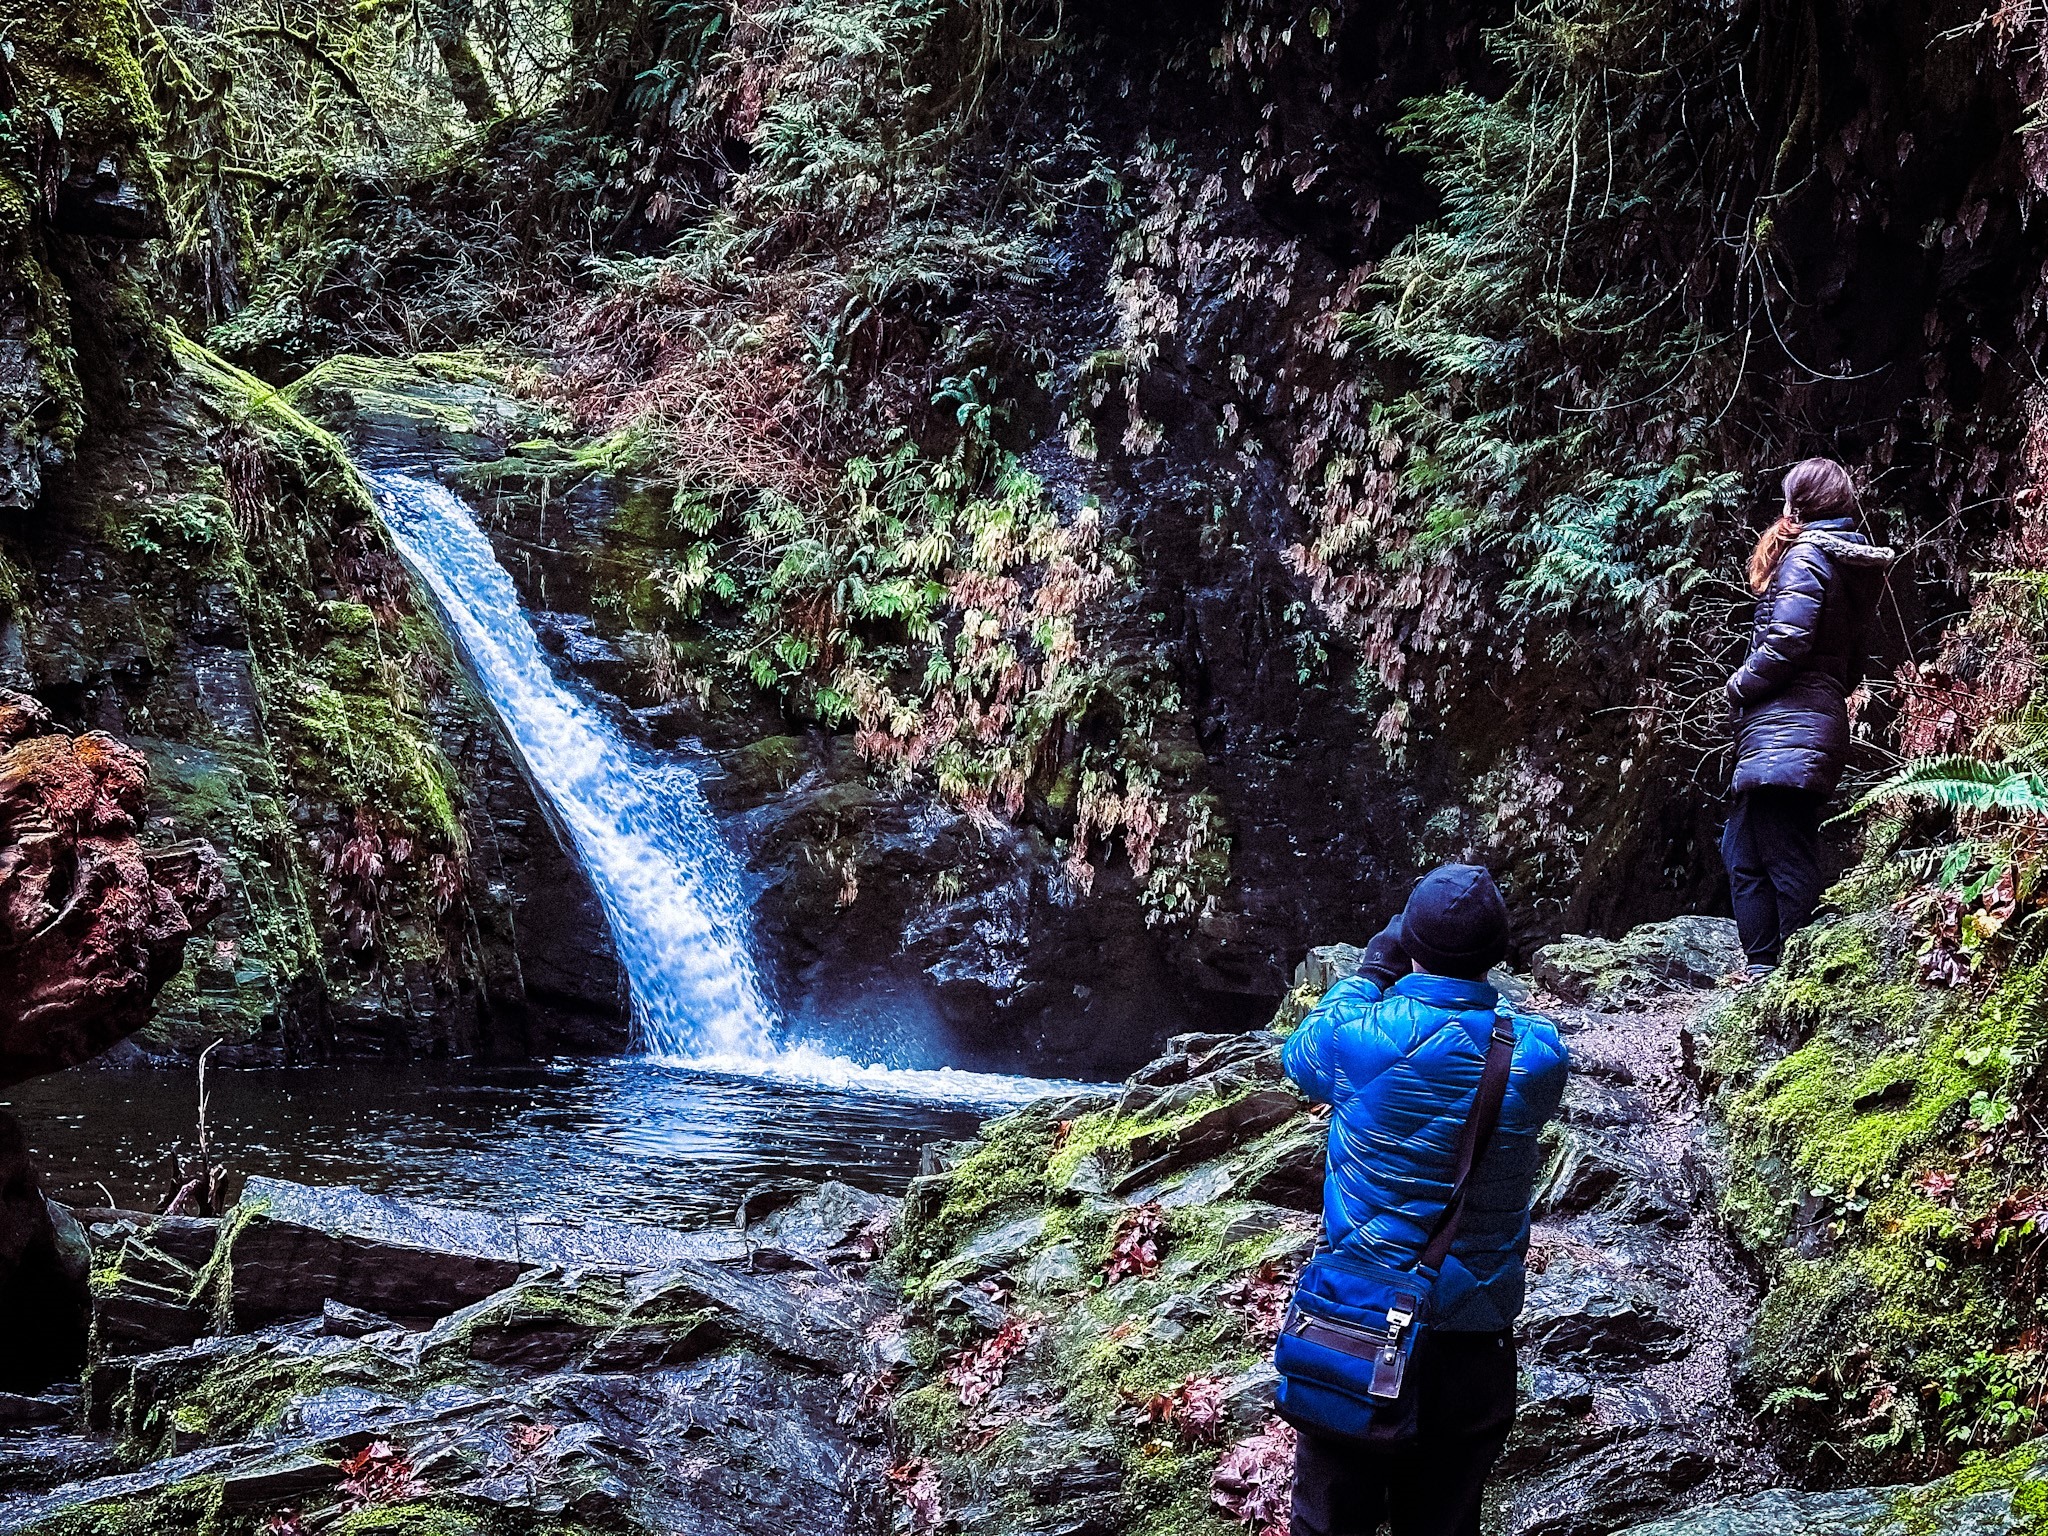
[1725,516,1896,797]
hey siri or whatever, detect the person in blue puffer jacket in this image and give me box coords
[1281,863,1569,1536]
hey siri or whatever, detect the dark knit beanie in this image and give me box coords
[1394,864,1509,980]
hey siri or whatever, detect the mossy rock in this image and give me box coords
[1712,870,2048,1468]
[417,1268,723,1376]
[707,734,813,811]
[1532,916,1742,1010]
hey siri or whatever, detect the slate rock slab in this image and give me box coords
[1231,1117,1326,1210]
[1520,1266,1687,1369]
[420,1259,883,1378]
[85,1210,221,1357]
[228,1178,745,1327]
[1506,1430,1719,1536]
[742,1180,895,1268]
[1113,1088,1303,1195]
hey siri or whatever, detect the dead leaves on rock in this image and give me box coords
[944,1312,1040,1408]
[1103,1200,1163,1285]
[1912,868,2019,988]
[1224,1257,1298,1348]
[1135,1372,1228,1445]
[337,1441,425,1510]
[888,1457,944,1531]
[1967,1188,2048,1254]
[1210,1416,1296,1534]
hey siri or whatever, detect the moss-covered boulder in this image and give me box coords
[1709,852,2048,1473]
[23,1176,900,1535]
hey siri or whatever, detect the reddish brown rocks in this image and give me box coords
[0,690,225,1089]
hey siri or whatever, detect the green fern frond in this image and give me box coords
[1850,755,2048,819]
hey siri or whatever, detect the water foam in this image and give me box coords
[373,471,1065,1108]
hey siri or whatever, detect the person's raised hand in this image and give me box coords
[1359,920,1409,989]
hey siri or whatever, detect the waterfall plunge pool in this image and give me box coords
[1,1059,991,1228]
[2,467,1101,1231]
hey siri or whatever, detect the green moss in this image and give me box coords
[1122,1448,1232,1536]
[895,1104,1066,1281]
[329,1502,604,1536]
[169,334,365,489]
[890,1382,964,1443]
[331,1503,493,1536]
[420,1271,627,1371]
[187,1197,264,1332]
[276,676,461,845]
[1888,1438,2048,1534]
[137,743,319,1052]
[324,600,379,637]
[178,1351,327,1443]
[1044,1089,1245,1194]
[10,1478,228,1536]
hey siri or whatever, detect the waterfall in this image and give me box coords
[373,471,1064,1104]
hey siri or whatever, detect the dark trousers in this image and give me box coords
[1291,1331,1516,1536]
[1720,786,1826,965]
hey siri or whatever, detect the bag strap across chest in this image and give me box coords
[1414,1010,1518,1273]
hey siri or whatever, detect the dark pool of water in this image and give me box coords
[1,1059,991,1229]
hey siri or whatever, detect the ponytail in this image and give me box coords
[1747,511,1801,594]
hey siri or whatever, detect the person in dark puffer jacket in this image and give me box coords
[1722,457,1895,976]
[1281,864,1569,1536]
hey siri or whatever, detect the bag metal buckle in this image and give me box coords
[1367,1293,1418,1400]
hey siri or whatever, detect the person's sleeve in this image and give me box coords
[1726,545,1828,707]
[1515,1013,1572,1125]
[1282,975,1381,1105]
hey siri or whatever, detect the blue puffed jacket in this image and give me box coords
[1282,971,1570,1332]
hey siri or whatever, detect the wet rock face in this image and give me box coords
[726,746,1218,1076]
[52,156,166,242]
[1611,1441,2048,1534]
[0,1113,89,1392]
[427,693,627,1053]
[0,691,224,1087]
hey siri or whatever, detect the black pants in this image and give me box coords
[1291,1331,1516,1536]
[1720,786,1826,965]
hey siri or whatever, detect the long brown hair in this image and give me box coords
[1747,457,1859,593]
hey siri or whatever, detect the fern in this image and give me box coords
[1851,756,2048,819]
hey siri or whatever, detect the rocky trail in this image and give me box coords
[1505,923,1783,1531]
[1,919,2045,1536]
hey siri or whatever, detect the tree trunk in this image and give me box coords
[420,0,499,122]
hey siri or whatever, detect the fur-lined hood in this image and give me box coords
[1799,529,1897,567]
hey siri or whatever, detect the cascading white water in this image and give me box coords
[373,471,1064,1105]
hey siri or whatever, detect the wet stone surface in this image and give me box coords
[0,1179,902,1536]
